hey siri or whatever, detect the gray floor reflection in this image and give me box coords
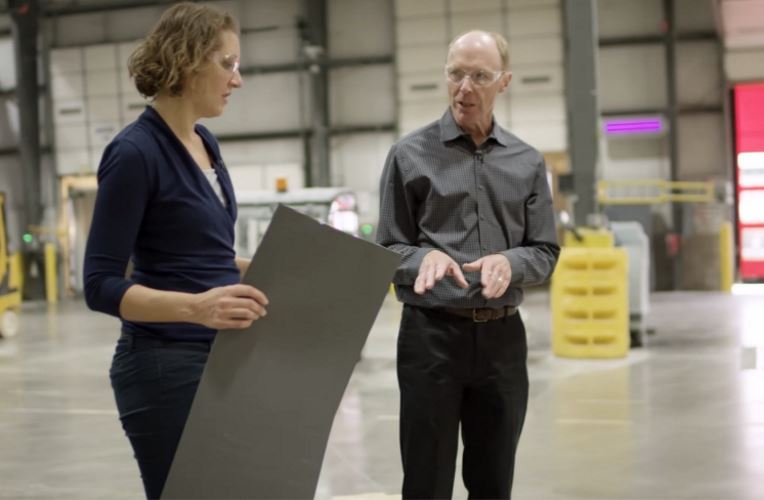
[1,290,764,499]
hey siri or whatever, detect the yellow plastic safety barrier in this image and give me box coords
[552,247,629,359]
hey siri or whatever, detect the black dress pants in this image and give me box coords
[109,333,211,499]
[397,305,529,500]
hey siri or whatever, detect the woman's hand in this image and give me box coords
[191,284,269,330]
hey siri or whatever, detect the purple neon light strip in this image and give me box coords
[604,118,663,135]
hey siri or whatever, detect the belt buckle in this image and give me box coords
[472,309,490,323]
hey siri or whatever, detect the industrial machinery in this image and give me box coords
[0,192,22,338]
[234,187,359,258]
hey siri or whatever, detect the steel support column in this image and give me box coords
[563,0,599,225]
[303,0,330,187]
[10,0,42,232]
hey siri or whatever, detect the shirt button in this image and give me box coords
[480,215,485,220]
[478,186,484,191]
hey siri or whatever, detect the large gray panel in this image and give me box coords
[162,205,400,500]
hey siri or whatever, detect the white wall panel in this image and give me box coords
[329,0,393,58]
[395,0,447,18]
[677,113,725,179]
[54,124,89,151]
[220,138,303,167]
[228,163,303,193]
[263,163,305,190]
[90,146,107,171]
[51,74,85,100]
[508,93,565,123]
[508,37,562,65]
[56,149,92,176]
[50,48,83,78]
[506,6,562,37]
[228,165,266,191]
[89,121,120,150]
[399,99,448,135]
[725,48,764,82]
[493,92,510,126]
[203,72,306,135]
[120,97,148,126]
[239,0,302,30]
[85,70,119,97]
[450,11,503,36]
[399,72,447,102]
[510,64,563,94]
[597,0,663,38]
[84,44,118,72]
[397,16,448,47]
[87,96,120,122]
[119,70,138,98]
[398,45,448,73]
[512,121,566,152]
[601,137,670,181]
[676,41,722,108]
[0,38,15,90]
[508,0,558,7]
[329,65,395,126]
[450,0,501,13]
[53,99,87,125]
[241,28,300,66]
[0,100,18,149]
[330,131,396,221]
[599,45,667,111]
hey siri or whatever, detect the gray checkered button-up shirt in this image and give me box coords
[377,109,560,309]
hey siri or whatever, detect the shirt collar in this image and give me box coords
[439,108,511,147]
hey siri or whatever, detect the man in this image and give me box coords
[376,31,560,499]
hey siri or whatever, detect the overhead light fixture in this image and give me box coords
[603,117,664,135]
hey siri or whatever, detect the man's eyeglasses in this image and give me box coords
[445,66,504,86]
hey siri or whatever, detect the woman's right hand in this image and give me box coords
[191,284,269,330]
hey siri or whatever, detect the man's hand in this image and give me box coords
[462,254,511,299]
[414,250,469,295]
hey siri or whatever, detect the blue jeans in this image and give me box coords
[109,333,211,499]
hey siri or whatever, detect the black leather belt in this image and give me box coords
[441,306,517,323]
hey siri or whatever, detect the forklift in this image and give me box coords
[0,192,21,337]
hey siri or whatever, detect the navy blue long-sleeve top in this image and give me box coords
[83,106,240,342]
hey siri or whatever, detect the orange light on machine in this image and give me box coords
[275,177,288,193]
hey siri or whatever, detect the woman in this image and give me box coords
[83,3,268,498]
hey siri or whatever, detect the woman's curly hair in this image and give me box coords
[128,2,239,98]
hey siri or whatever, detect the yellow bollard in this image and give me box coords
[44,243,58,304]
[9,252,22,295]
[719,222,733,292]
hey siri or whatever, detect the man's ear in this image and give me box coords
[499,71,512,93]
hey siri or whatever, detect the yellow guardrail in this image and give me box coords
[597,179,714,205]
